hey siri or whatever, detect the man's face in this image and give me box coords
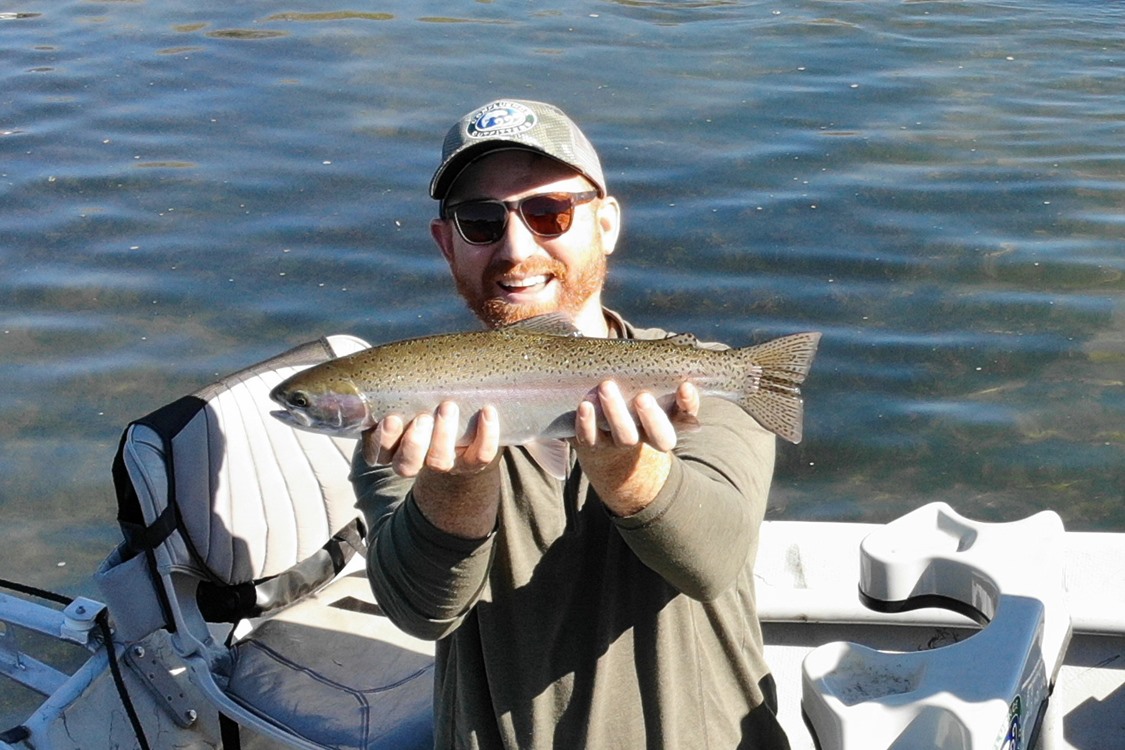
[431,150,620,334]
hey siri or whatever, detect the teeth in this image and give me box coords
[501,275,548,290]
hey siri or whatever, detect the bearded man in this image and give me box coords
[351,99,790,750]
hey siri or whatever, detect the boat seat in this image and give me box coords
[95,336,435,750]
[801,502,1072,750]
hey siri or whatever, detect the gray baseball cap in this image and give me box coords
[430,98,606,201]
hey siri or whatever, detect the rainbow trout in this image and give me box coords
[270,314,820,446]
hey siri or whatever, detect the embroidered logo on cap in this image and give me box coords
[467,100,537,139]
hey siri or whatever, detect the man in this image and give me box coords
[351,99,789,749]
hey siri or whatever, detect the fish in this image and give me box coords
[269,314,821,457]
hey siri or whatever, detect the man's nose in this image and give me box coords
[493,209,542,263]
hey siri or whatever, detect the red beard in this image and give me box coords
[455,252,607,329]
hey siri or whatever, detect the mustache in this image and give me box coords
[486,258,568,284]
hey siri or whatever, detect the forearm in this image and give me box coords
[412,464,500,540]
[612,400,776,600]
[352,454,496,640]
[572,382,682,517]
[367,494,494,640]
[579,443,672,517]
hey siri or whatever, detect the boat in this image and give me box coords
[2,338,1122,750]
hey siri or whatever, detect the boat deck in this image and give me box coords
[756,519,1125,749]
[3,517,1123,749]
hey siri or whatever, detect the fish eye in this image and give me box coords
[289,391,311,409]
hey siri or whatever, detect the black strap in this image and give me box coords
[219,712,243,750]
[0,577,71,606]
[197,516,366,623]
[97,609,152,750]
[111,411,192,634]
[121,504,178,551]
[0,726,30,743]
[0,579,151,750]
[109,338,367,627]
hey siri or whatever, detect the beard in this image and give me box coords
[454,249,607,329]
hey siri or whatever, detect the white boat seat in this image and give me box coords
[96,335,435,749]
[801,502,1072,750]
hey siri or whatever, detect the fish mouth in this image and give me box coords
[270,409,314,429]
[270,408,350,435]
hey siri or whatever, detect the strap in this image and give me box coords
[110,339,365,627]
[119,395,204,546]
[97,609,152,750]
[0,577,71,606]
[0,726,30,743]
[120,504,177,552]
[197,517,366,623]
[111,424,179,634]
[219,712,243,750]
[0,579,152,750]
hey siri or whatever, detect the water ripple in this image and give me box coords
[1,0,1122,615]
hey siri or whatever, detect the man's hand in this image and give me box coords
[361,401,502,539]
[363,401,500,476]
[573,381,700,517]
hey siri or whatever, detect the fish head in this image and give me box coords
[269,368,370,436]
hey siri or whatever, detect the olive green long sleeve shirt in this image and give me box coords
[351,312,789,749]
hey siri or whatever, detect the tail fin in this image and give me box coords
[733,332,821,444]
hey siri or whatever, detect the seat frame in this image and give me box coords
[97,336,434,749]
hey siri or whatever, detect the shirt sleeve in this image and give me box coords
[611,396,776,601]
[350,452,496,640]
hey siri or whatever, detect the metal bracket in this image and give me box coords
[124,644,199,728]
[60,597,105,646]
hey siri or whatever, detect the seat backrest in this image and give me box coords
[99,335,370,639]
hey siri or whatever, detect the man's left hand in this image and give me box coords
[573,381,700,516]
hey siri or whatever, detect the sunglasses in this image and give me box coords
[444,190,599,246]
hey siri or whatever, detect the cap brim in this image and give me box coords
[431,141,535,200]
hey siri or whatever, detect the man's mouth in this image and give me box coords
[497,274,552,293]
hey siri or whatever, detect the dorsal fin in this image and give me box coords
[500,313,583,337]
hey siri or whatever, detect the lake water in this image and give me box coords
[2,0,1122,608]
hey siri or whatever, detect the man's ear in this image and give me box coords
[431,217,456,265]
[596,196,621,256]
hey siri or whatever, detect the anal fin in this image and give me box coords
[525,438,571,481]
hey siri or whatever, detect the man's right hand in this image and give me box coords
[361,402,502,540]
[362,402,501,477]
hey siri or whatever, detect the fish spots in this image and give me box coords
[270,326,819,443]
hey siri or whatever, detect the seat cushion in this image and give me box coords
[225,571,435,750]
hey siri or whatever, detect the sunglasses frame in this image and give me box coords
[443,190,600,246]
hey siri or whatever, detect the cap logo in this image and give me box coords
[467,101,537,139]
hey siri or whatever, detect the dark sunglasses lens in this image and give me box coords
[454,202,507,244]
[519,195,574,237]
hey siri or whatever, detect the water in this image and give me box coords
[1,0,1122,607]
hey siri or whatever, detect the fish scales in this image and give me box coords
[270,318,820,444]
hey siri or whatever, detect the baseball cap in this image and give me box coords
[430,98,606,201]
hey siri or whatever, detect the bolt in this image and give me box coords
[184,709,198,725]
[131,645,146,659]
